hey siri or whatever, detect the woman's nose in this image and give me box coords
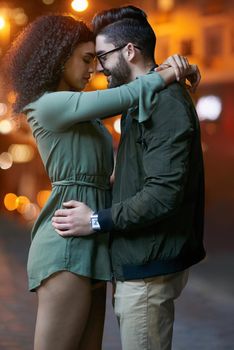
[88,63,95,73]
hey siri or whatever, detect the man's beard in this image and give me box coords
[105,54,131,88]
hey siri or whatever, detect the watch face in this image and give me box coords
[91,215,101,230]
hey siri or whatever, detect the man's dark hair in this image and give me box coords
[92,6,156,61]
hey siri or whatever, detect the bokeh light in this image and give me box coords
[0,16,6,30]
[0,119,13,134]
[158,0,174,11]
[42,0,55,5]
[196,95,222,121]
[0,152,13,169]
[7,91,17,104]
[14,12,28,26]
[4,193,18,211]
[8,144,35,163]
[92,74,107,90]
[71,0,89,12]
[113,118,121,134]
[37,190,51,208]
[0,103,8,116]
[16,195,30,214]
[22,203,40,221]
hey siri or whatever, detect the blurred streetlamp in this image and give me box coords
[0,8,27,57]
[0,14,10,49]
[71,0,89,12]
[0,15,6,30]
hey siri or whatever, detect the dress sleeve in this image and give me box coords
[25,72,165,132]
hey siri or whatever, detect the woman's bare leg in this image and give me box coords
[79,282,107,350]
[34,271,92,350]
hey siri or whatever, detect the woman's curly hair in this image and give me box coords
[3,15,94,113]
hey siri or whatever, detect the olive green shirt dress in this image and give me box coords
[24,73,165,291]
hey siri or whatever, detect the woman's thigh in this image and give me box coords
[34,271,92,350]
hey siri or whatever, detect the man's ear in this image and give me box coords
[125,43,137,62]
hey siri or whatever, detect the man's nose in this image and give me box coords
[96,59,103,73]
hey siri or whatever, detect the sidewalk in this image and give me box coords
[0,214,234,349]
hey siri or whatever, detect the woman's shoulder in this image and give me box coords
[24,91,78,113]
[23,92,48,113]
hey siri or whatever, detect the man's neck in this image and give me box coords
[130,61,156,81]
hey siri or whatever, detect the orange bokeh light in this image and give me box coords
[4,193,18,211]
[7,91,17,104]
[16,196,30,214]
[37,190,51,208]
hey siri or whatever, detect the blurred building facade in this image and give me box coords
[145,0,234,224]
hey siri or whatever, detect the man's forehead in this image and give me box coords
[95,34,114,54]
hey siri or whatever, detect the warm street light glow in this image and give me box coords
[42,0,55,5]
[0,152,13,169]
[14,12,28,26]
[22,203,40,221]
[37,190,51,208]
[8,144,35,163]
[158,0,174,12]
[0,16,6,30]
[4,193,18,211]
[91,74,107,90]
[16,195,30,214]
[7,91,17,104]
[0,119,13,134]
[12,8,28,26]
[196,95,222,121]
[71,0,89,12]
[114,118,121,134]
[0,103,7,116]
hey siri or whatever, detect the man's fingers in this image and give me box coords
[55,229,73,237]
[63,200,81,208]
[180,56,189,70]
[52,222,70,230]
[54,209,70,217]
[52,216,69,224]
[186,64,201,92]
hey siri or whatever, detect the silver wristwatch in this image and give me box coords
[90,212,101,231]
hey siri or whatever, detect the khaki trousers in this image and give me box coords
[114,270,189,350]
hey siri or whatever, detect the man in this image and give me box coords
[52,6,205,350]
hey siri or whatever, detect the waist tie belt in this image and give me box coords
[52,179,111,191]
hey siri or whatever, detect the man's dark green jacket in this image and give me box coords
[99,82,206,281]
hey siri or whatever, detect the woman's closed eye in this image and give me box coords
[83,55,95,64]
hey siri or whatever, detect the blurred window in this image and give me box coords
[204,25,224,57]
[231,25,234,54]
[201,0,224,15]
[157,36,170,63]
[180,39,193,56]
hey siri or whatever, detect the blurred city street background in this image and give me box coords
[1,0,234,349]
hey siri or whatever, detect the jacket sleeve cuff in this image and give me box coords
[97,208,114,232]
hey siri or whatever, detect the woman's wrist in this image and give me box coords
[157,67,176,85]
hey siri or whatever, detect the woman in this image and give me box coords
[4,15,197,350]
